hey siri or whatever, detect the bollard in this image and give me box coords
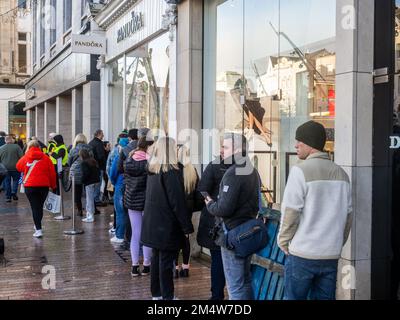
[64,176,84,235]
[54,168,71,221]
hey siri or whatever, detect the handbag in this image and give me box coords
[43,192,61,214]
[20,160,38,194]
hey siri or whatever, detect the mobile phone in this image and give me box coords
[200,191,210,199]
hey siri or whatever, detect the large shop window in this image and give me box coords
[125,33,170,132]
[204,0,336,206]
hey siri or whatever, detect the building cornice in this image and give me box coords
[94,0,140,30]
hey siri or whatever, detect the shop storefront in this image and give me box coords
[96,0,171,144]
[203,0,336,211]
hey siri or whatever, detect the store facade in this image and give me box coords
[95,0,172,144]
[202,0,396,300]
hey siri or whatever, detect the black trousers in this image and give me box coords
[175,237,191,266]
[210,248,226,300]
[74,184,83,211]
[25,187,49,230]
[151,248,176,300]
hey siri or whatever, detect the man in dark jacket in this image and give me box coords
[89,130,106,205]
[197,147,233,300]
[206,133,260,300]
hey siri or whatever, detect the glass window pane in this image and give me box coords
[109,57,124,144]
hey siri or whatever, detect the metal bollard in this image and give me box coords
[64,176,84,235]
[55,172,71,221]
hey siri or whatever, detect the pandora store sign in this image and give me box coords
[117,11,144,43]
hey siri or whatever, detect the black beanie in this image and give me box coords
[295,121,327,151]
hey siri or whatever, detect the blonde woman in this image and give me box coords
[68,134,93,217]
[141,137,194,300]
[174,145,200,278]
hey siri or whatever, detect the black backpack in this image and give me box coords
[0,238,4,255]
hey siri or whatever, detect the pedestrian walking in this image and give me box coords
[124,136,154,277]
[68,134,93,217]
[80,149,101,223]
[0,135,23,202]
[174,144,201,279]
[278,121,353,300]
[141,137,194,300]
[196,144,233,300]
[89,130,107,206]
[205,133,260,300]
[16,140,57,238]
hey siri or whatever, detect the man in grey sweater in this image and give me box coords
[0,136,23,202]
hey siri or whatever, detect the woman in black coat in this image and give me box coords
[141,137,194,301]
[197,155,233,300]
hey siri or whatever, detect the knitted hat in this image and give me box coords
[295,121,327,151]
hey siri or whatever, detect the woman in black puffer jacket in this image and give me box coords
[124,136,154,277]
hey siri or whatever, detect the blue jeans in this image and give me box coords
[85,183,98,215]
[94,170,103,203]
[114,184,126,240]
[220,247,254,300]
[284,255,338,300]
[210,249,226,300]
[4,170,20,199]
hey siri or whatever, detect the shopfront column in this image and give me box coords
[72,87,83,139]
[335,0,375,300]
[56,95,72,146]
[82,81,101,140]
[44,101,56,141]
[35,105,45,143]
[176,0,204,258]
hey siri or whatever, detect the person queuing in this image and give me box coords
[68,134,94,217]
[48,135,68,195]
[123,136,154,277]
[174,144,201,279]
[0,135,23,203]
[47,133,57,155]
[16,140,57,238]
[23,137,47,154]
[80,149,101,223]
[109,135,130,244]
[205,133,260,300]
[102,141,112,204]
[89,130,107,207]
[278,121,352,300]
[141,137,194,301]
[196,143,233,300]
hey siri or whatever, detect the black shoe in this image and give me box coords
[12,195,18,201]
[5,198,11,203]
[131,266,140,277]
[179,269,189,278]
[174,269,180,279]
[142,266,151,276]
[77,210,83,217]
[95,201,107,207]
[94,209,101,215]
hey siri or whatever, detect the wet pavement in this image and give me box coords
[0,192,212,300]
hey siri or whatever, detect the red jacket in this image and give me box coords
[16,147,57,190]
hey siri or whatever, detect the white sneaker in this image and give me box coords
[152,297,163,301]
[33,230,43,238]
[82,218,94,223]
[110,236,124,244]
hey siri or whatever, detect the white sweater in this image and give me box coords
[278,152,353,260]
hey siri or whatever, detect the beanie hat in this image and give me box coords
[295,121,326,151]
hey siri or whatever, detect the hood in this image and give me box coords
[26,147,45,161]
[132,150,148,161]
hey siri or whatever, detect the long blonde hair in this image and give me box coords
[148,137,179,174]
[178,145,198,194]
[73,133,88,148]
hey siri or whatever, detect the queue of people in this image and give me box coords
[0,120,353,301]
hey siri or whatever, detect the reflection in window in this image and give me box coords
[125,33,170,133]
[205,0,336,205]
[109,58,124,144]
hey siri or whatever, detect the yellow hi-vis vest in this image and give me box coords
[50,144,68,166]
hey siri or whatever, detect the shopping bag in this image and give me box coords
[43,192,61,214]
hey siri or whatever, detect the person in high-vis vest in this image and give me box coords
[47,132,57,155]
[49,135,68,195]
